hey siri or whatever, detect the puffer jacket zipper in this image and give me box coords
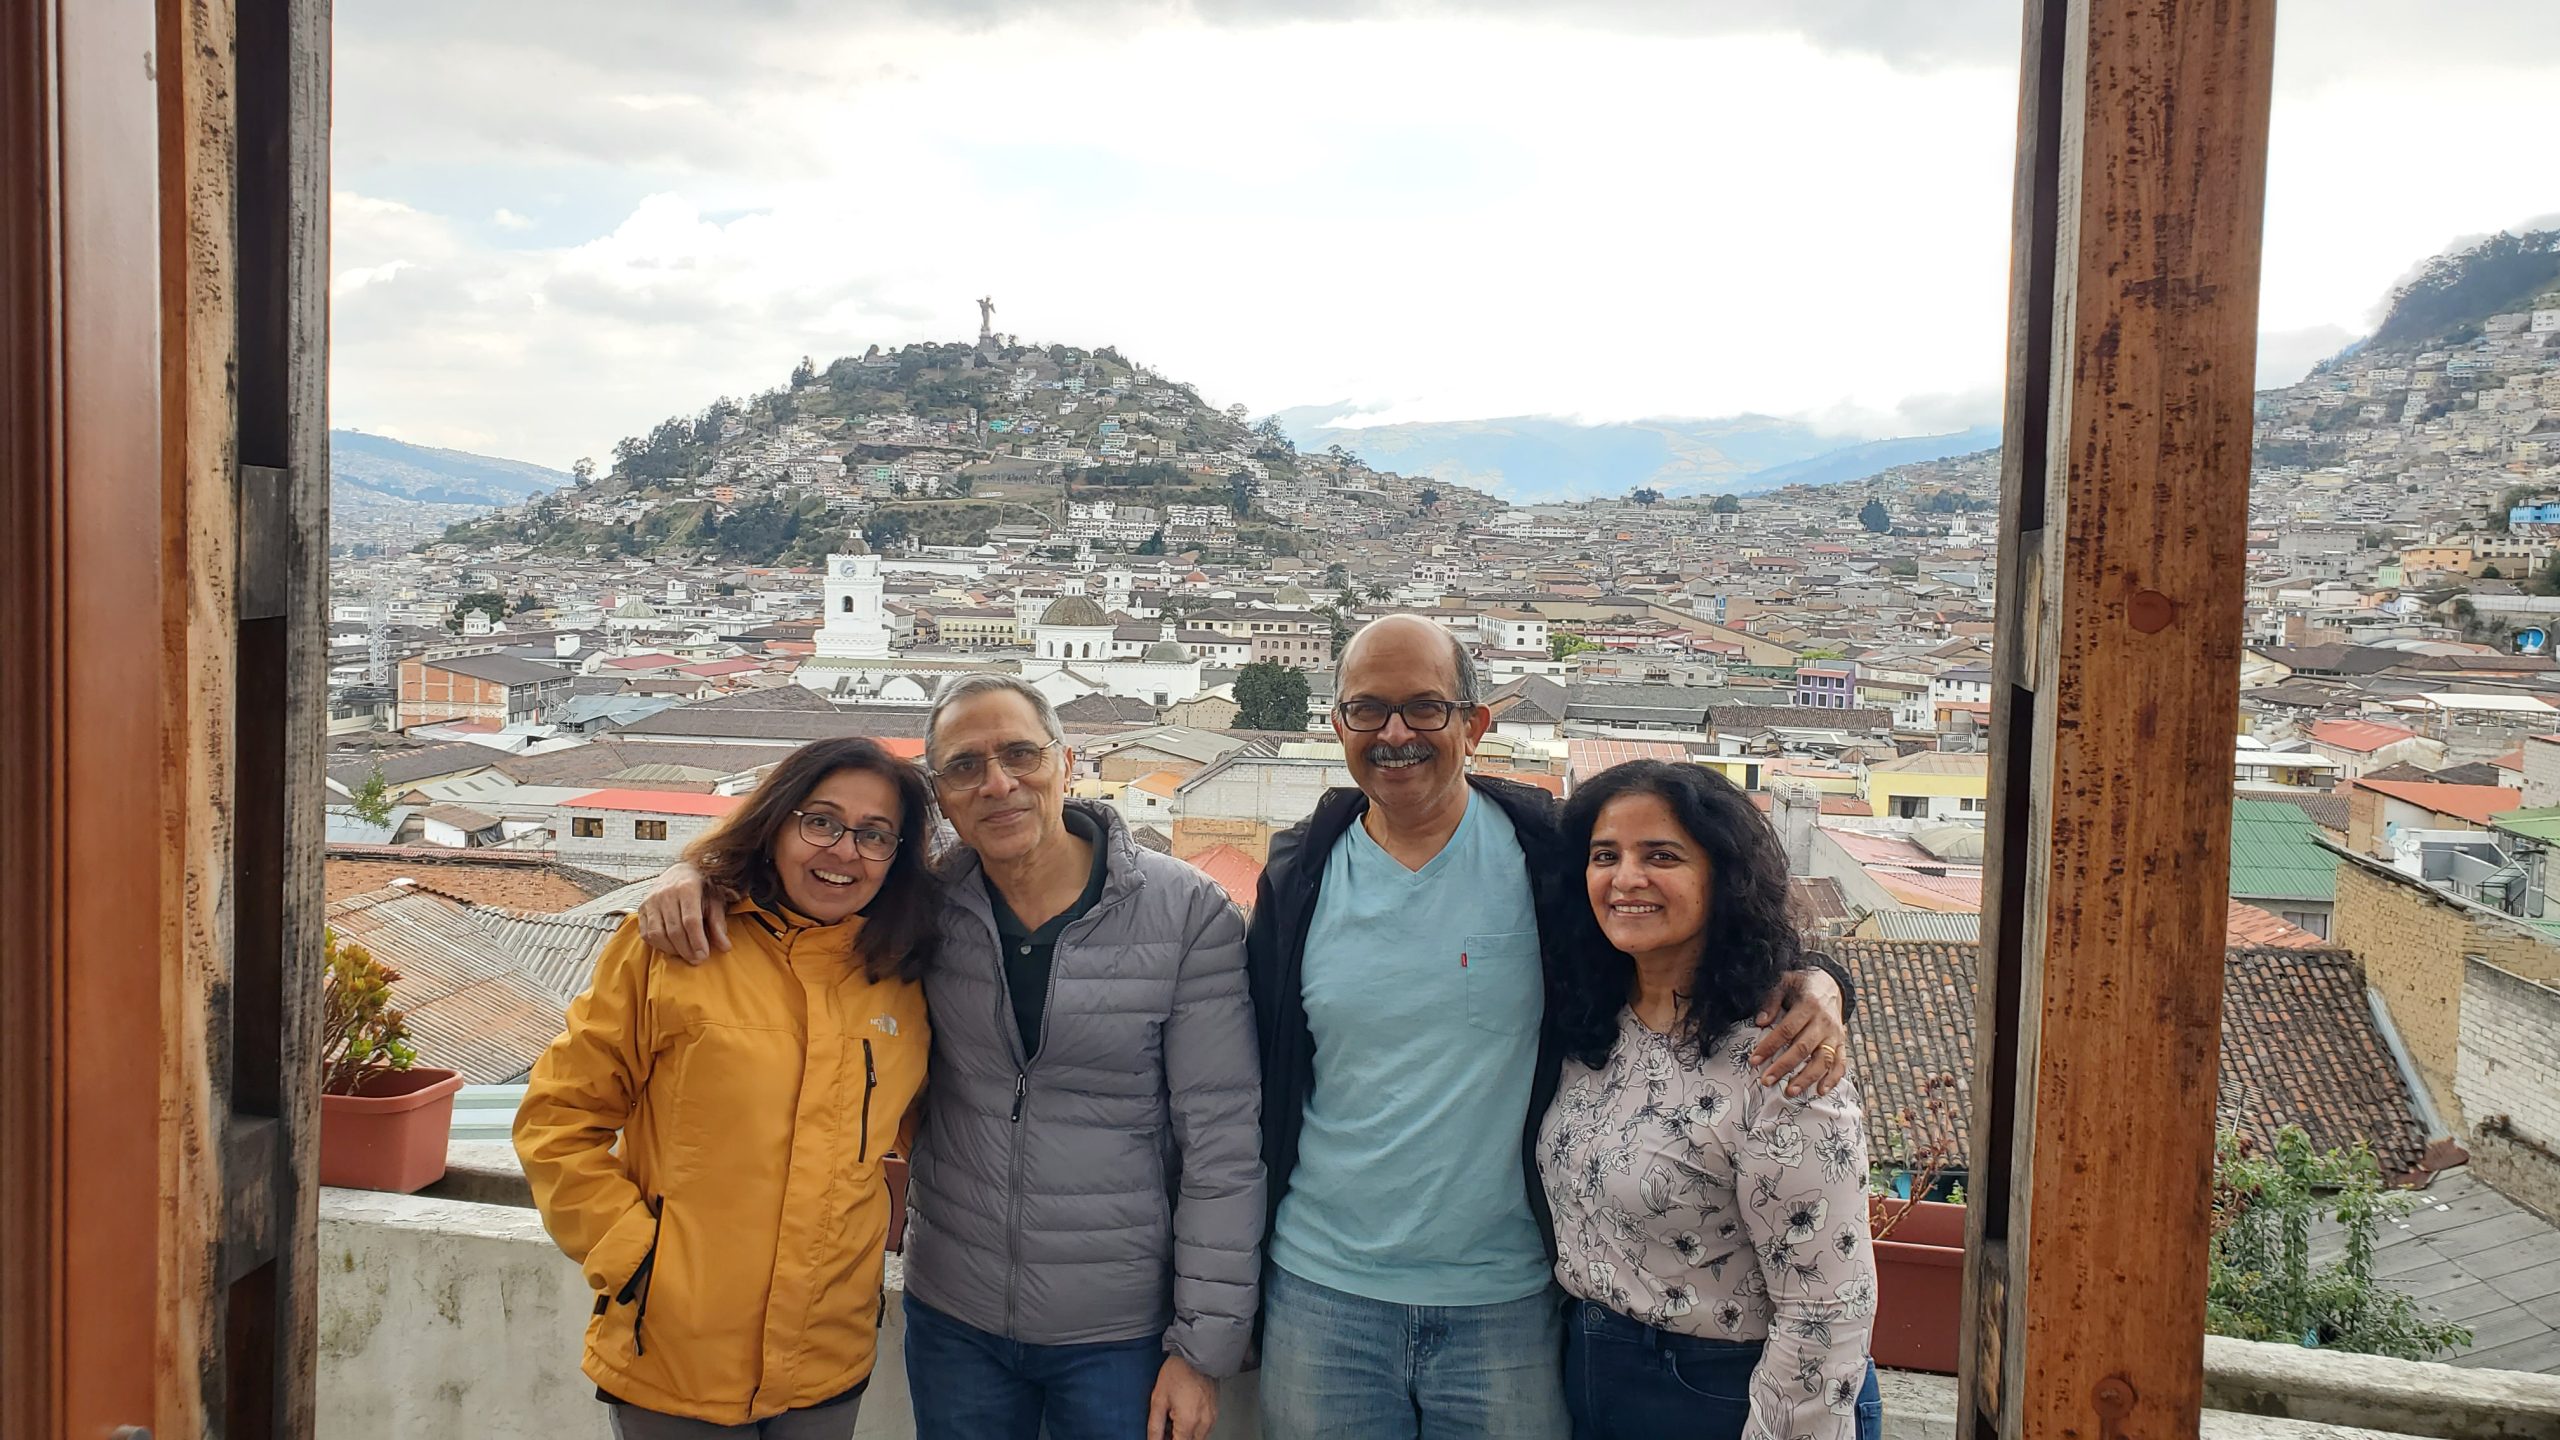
[984,848,1138,1338]
[859,1039,877,1162]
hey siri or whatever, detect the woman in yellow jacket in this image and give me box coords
[517,737,937,1438]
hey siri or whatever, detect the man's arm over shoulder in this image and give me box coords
[1160,877,1264,1380]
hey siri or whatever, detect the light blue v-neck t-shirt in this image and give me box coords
[1269,788,1553,1306]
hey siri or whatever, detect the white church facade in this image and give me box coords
[794,546,1203,711]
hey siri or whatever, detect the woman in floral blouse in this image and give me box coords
[1538,760,1881,1440]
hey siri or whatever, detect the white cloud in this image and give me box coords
[328,2,2560,467]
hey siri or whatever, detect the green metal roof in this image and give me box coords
[2228,798,2337,904]
[2493,805,2560,843]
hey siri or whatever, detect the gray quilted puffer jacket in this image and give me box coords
[903,800,1264,1377]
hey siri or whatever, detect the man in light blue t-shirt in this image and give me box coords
[1246,615,1851,1439]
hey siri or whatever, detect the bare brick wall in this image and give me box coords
[2346,786,2383,857]
[1171,817,1271,864]
[2457,958,2560,1220]
[2330,858,2560,1129]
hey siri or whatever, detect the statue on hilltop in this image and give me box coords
[977,296,997,343]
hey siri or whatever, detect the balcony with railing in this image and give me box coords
[321,1127,2560,1440]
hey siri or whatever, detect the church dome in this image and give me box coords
[1274,585,1312,606]
[1039,595,1110,627]
[1142,639,1193,663]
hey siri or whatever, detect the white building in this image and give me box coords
[1020,596,1204,709]
[816,546,891,661]
[1477,608,1551,654]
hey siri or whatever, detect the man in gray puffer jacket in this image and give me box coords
[639,673,1261,1440]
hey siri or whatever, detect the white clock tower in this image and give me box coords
[817,537,891,660]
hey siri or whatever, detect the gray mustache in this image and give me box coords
[1365,743,1434,766]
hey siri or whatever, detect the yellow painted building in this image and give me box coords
[1864,750,1990,820]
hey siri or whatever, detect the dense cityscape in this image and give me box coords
[320,235,2560,1377]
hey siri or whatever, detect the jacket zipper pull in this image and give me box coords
[1010,1072,1027,1123]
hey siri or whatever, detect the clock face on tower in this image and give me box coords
[834,558,857,577]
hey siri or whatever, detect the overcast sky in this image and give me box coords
[329,0,2560,468]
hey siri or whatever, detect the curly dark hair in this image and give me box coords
[682,737,942,982]
[1549,760,1799,1068]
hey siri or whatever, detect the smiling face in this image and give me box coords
[1331,614,1489,822]
[931,688,1070,868]
[770,765,903,924]
[1585,789,1715,969]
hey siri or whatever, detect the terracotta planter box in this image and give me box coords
[1870,1195,1966,1248]
[320,1067,463,1193]
[1869,1197,1967,1375]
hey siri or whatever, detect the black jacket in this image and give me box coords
[1245,773,1855,1264]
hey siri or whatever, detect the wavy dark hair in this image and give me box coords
[682,737,942,981]
[1550,760,1799,1068]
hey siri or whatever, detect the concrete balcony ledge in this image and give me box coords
[322,1147,2560,1440]
[2203,1334,2560,1440]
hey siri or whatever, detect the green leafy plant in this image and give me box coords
[348,765,394,828]
[321,930,418,1095]
[1233,660,1312,733]
[2206,1127,2470,1360]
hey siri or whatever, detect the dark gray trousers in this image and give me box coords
[606,1397,862,1440]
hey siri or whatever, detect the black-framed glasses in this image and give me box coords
[791,810,902,861]
[929,738,1059,792]
[1334,698,1475,733]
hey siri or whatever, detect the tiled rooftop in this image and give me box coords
[1832,940,2430,1178]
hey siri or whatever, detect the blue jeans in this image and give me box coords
[1258,1263,1569,1440]
[1562,1298,1883,1440]
[901,1293,1162,1440]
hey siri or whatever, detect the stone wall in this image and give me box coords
[2329,856,2560,1129]
[2457,958,2560,1221]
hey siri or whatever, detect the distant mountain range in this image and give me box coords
[333,430,574,509]
[1274,405,2000,503]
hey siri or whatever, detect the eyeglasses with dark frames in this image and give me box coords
[1333,698,1475,733]
[928,738,1060,792]
[790,810,902,861]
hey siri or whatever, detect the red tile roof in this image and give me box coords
[2225,901,2323,949]
[2348,778,2522,826]
[562,789,741,817]
[1184,844,1263,911]
[2308,718,2420,753]
[1828,939,2430,1179]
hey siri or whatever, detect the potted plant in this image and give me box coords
[1868,1074,1968,1375]
[318,929,463,1192]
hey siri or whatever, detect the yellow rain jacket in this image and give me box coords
[515,897,929,1425]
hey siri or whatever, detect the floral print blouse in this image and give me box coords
[1538,1007,1878,1440]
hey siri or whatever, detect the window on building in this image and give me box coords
[1891,796,1928,819]
[636,819,668,841]
[841,595,854,612]
[1960,796,1987,813]
[571,816,603,838]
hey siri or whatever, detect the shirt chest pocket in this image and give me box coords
[1459,930,1541,1036]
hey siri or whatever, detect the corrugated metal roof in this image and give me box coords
[476,910,624,1003]
[2227,797,2337,904]
[327,887,610,1083]
[1868,911,1982,942]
